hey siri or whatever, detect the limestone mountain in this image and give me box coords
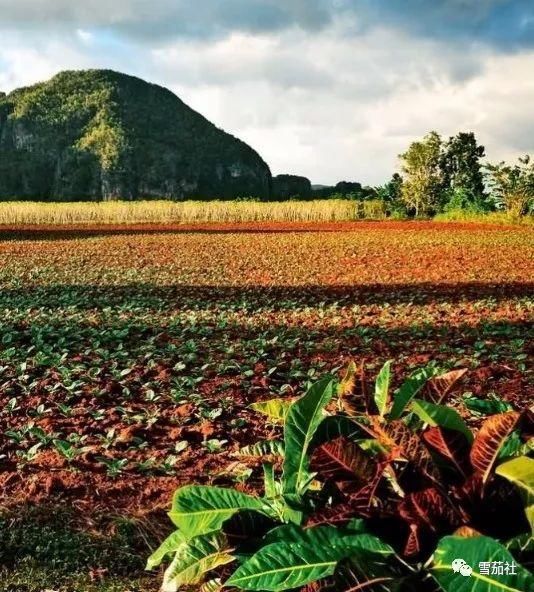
[0,70,272,200]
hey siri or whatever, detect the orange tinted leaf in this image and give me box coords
[470,411,520,482]
[371,418,440,481]
[428,368,468,403]
[338,361,357,397]
[453,525,482,538]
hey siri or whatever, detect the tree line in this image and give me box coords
[304,131,534,218]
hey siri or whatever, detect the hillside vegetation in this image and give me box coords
[0,70,271,201]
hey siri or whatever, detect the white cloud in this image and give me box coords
[76,29,94,44]
[1,17,534,184]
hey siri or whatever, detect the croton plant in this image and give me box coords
[147,362,534,591]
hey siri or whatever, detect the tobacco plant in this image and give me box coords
[148,363,534,591]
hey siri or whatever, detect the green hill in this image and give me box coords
[0,70,272,201]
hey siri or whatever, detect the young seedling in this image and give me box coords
[53,439,82,464]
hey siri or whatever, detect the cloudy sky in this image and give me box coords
[1,1,533,185]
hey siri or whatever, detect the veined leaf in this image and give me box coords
[226,532,394,591]
[428,368,467,404]
[496,456,534,530]
[283,377,335,496]
[403,524,422,558]
[146,529,187,570]
[311,436,377,484]
[169,485,267,539]
[374,360,392,417]
[161,532,234,592]
[411,398,473,442]
[421,427,471,478]
[251,398,294,424]
[431,535,533,592]
[370,418,440,480]
[399,487,460,534]
[237,439,284,458]
[470,411,520,483]
[263,524,345,546]
[389,366,438,420]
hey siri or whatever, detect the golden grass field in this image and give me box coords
[0,199,390,225]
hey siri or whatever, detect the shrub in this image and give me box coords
[148,363,534,591]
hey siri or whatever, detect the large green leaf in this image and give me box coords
[496,456,534,530]
[389,366,438,420]
[411,398,473,442]
[431,535,533,592]
[283,377,335,496]
[161,532,234,592]
[263,524,393,552]
[463,395,513,416]
[374,360,392,417]
[251,398,294,424]
[226,531,393,591]
[169,485,267,539]
[146,529,187,570]
[263,524,345,546]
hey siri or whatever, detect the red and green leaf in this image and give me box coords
[427,368,468,404]
[470,411,520,482]
[370,418,440,481]
[399,487,460,534]
[311,436,377,484]
[422,426,471,478]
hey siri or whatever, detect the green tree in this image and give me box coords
[440,132,487,210]
[376,173,403,203]
[399,131,444,217]
[375,173,404,216]
[485,155,534,216]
